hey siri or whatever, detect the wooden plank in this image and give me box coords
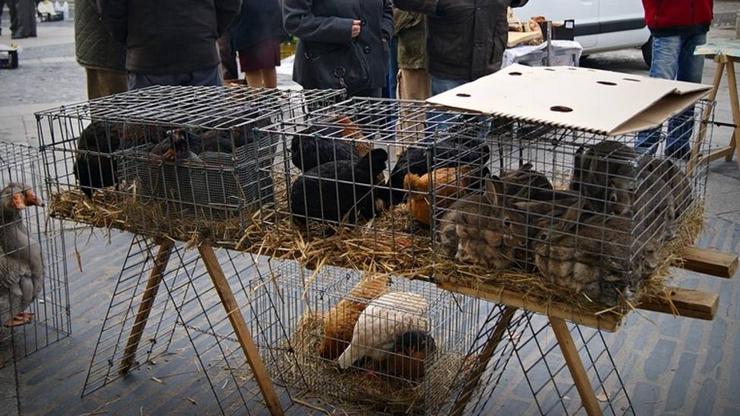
[451,306,517,416]
[678,247,738,278]
[638,287,718,320]
[696,147,735,165]
[198,244,284,416]
[549,317,603,416]
[119,240,174,375]
[437,281,621,332]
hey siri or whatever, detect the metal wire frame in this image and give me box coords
[81,234,295,415]
[243,259,532,415]
[0,141,70,365]
[508,314,634,415]
[257,97,713,306]
[37,86,346,233]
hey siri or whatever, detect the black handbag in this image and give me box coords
[304,41,371,93]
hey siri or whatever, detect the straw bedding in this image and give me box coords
[49,188,704,322]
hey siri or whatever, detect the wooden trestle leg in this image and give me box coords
[549,316,603,416]
[198,244,284,416]
[119,239,174,375]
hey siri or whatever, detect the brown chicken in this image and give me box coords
[403,167,472,225]
[319,274,392,360]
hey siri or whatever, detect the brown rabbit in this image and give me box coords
[438,164,555,271]
[639,157,692,239]
[570,140,640,216]
[533,196,661,305]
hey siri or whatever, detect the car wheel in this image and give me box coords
[641,37,653,69]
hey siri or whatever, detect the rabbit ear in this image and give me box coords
[484,176,503,206]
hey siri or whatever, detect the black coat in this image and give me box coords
[284,0,393,94]
[395,0,528,82]
[229,0,286,52]
[98,0,242,74]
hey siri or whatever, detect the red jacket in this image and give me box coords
[642,0,713,30]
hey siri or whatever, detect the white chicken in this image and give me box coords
[0,183,44,327]
[337,291,429,370]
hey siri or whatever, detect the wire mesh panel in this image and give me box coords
[248,260,526,415]
[37,86,345,239]
[0,141,70,365]
[82,234,294,415]
[256,97,712,309]
[508,314,634,415]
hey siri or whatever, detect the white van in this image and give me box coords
[514,0,653,65]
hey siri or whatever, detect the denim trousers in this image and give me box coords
[635,32,706,158]
[127,65,223,90]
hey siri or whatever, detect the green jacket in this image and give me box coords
[74,0,126,71]
[394,9,426,70]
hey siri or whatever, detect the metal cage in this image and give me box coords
[0,141,70,365]
[249,260,528,415]
[257,97,712,307]
[37,86,345,236]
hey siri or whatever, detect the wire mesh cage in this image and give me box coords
[249,261,528,415]
[37,86,345,240]
[0,141,70,366]
[256,97,712,308]
[506,314,634,415]
[82,235,295,415]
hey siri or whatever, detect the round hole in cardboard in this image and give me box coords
[597,81,617,86]
[456,93,471,98]
[550,105,573,113]
[509,71,523,76]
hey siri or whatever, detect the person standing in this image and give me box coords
[636,0,714,159]
[98,0,241,90]
[284,0,393,97]
[75,0,127,99]
[395,9,429,101]
[230,0,285,88]
[5,0,36,39]
[394,0,528,95]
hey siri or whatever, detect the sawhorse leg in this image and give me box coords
[550,316,603,416]
[119,239,174,375]
[689,58,725,174]
[724,58,740,167]
[450,306,518,416]
[199,244,284,416]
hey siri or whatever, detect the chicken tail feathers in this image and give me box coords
[337,344,358,369]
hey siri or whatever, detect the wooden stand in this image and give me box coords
[689,53,740,172]
[117,240,284,416]
[440,246,737,415]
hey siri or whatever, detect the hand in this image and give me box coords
[351,20,362,38]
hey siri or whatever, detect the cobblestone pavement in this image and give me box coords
[0,6,739,416]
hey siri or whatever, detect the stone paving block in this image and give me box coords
[664,352,698,412]
[700,316,728,375]
[631,381,662,415]
[644,339,677,381]
[692,377,718,416]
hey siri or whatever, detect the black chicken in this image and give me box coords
[389,134,490,205]
[74,121,124,198]
[291,115,371,172]
[290,148,389,225]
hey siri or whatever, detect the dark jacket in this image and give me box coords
[284,0,393,94]
[76,0,126,71]
[98,0,241,74]
[642,0,713,37]
[395,0,527,82]
[230,0,286,52]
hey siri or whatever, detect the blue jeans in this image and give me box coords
[636,33,706,158]
[384,36,399,99]
[431,75,467,96]
[127,65,223,90]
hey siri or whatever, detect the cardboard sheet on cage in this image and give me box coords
[427,64,712,136]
